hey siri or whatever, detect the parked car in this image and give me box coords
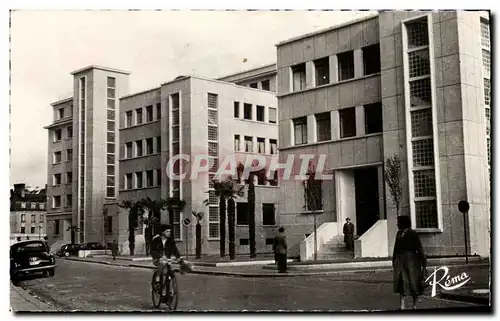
[56,244,81,257]
[79,242,105,251]
[10,240,56,281]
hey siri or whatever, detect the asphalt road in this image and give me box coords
[15,259,483,312]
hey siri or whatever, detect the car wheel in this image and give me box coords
[48,269,55,277]
[64,252,70,257]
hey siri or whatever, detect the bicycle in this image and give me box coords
[151,257,184,310]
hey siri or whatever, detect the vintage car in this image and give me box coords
[79,242,105,251]
[56,243,81,257]
[10,240,56,281]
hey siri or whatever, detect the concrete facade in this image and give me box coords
[276,11,490,258]
[217,63,277,92]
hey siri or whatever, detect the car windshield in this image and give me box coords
[14,242,47,253]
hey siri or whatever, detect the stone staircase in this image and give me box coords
[316,236,354,261]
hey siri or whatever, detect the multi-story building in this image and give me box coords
[116,74,278,255]
[45,66,130,246]
[217,63,277,92]
[10,183,47,244]
[276,11,490,259]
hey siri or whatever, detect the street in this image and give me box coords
[14,259,484,312]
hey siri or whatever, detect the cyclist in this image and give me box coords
[151,224,182,297]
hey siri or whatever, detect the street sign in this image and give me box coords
[183,218,191,227]
[458,200,470,213]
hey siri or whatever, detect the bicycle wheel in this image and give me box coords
[151,271,162,308]
[165,273,178,311]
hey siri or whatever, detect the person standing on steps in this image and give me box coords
[273,227,288,273]
[392,215,427,310]
[343,218,355,251]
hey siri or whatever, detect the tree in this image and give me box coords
[118,200,144,256]
[66,225,80,245]
[225,181,245,260]
[164,197,186,240]
[139,197,168,255]
[192,211,204,259]
[384,154,402,216]
[303,165,323,260]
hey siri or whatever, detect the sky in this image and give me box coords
[10,9,376,188]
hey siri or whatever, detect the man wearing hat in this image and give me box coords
[343,218,355,251]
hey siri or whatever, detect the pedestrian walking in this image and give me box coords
[111,240,118,261]
[343,218,355,251]
[392,215,427,310]
[273,227,287,273]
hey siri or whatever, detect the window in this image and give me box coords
[156,169,162,186]
[40,203,45,210]
[413,170,436,198]
[146,138,154,155]
[314,57,330,86]
[262,203,276,225]
[244,136,253,152]
[407,20,429,49]
[265,238,274,245]
[208,206,219,239]
[31,214,35,222]
[66,194,72,207]
[146,105,153,122]
[21,214,26,222]
[293,117,307,145]
[31,225,36,234]
[484,78,491,106]
[364,103,383,134]
[20,226,26,234]
[54,129,62,142]
[67,126,73,138]
[237,202,249,225]
[340,108,356,138]
[125,173,133,189]
[292,63,306,91]
[107,165,114,176]
[234,102,240,118]
[156,103,161,120]
[316,112,331,142]
[53,173,62,185]
[415,200,438,228]
[481,18,490,48]
[363,44,381,75]
[408,49,430,78]
[482,49,490,75]
[256,105,265,122]
[156,136,161,154]
[250,83,258,89]
[20,202,26,209]
[270,139,277,155]
[125,142,132,158]
[257,137,266,154]
[105,215,113,234]
[234,135,241,152]
[58,108,65,120]
[338,51,355,81]
[30,203,36,210]
[53,196,61,208]
[269,107,277,124]
[66,172,72,184]
[136,108,143,125]
[239,239,249,246]
[208,93,218,109]
[107,132,115,143]
[107,143,115,154]
[412,138,434,167]
[107,154,115,165]
[135,172,143,189]
[261,80,270,91]
[66,149,73,162]
[411,108,433,137]
[39,214,44,222]
[146,170,154,187]
[54,220,60,235]
[244,103,252,120]
[135,140,143,157]
[126,111,132,127]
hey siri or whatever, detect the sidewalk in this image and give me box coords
[10,283,59,312]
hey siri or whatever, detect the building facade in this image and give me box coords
[117,75,278,255]
[276,11,490,258]
[10,184,47,244]
[45,66,130,246]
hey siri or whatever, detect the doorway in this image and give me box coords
[354,167,380,236]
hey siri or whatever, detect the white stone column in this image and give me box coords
[355,106,365,137]
[288,66,294,93]
[252,104,256,122]
[289,119,295,146]
[354,49,364,78]
[329,55,339,83]
[306,61,315,89]
[307,114,317,144]
[330,110,340,140]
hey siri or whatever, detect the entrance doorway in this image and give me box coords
[354,167,380,236]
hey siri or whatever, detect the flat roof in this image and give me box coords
[50,97,73,106]
[276,12,379,47]
[120,87,161,100]
[216,63,276,81]
[70,65,131,75]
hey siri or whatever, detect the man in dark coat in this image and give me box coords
[111,240,118,261]
[343,218,355,251]
[273,227,288,273]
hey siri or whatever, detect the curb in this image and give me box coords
[437,292,490,306]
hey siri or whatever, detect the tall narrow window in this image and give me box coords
[314,57,330,86]
[316,112,331,142]
[270,139,277,155]
[135,172,143,189]
[244,136,253,152]
[364,103,383,134]
[126,173,133,190]
[234,135,241,152]
[293,117,307,145]
[234,102,240,118]
[146,105,153,122]
[146,138,154,155]
[244,103,252,120]
[338,51,355,81]
[156,136,161,154]
[136,108,143,125]
[135,140,143,157]
[363,44,381,75]
[257,137,266,154]
[146,170,154,187]
[156,103,161,120]
[261,80,270,91]
[67,126,73,138]
[269,107,277,124]
[339,108,356,138]
[292,63,306,91]
[126,142,132,158]
[256,105,265,122]
[126,111,132,127]
[54,129,62,142]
